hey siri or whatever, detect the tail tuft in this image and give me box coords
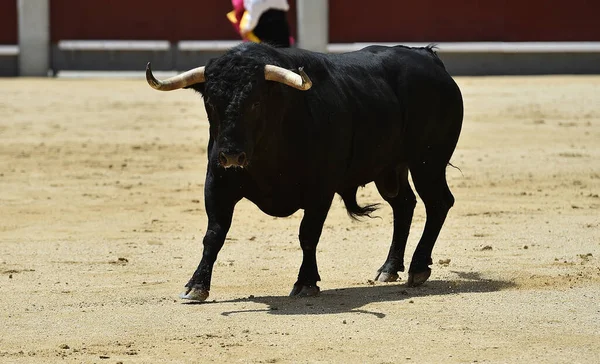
[423,43,445,69]
[340,188,380,221]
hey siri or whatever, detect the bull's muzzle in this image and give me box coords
[218,151,248,168]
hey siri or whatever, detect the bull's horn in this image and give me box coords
[146,62,205,91]
[264,65,312,91]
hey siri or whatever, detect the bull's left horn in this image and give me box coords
[264,65,312,91]
[146,62,206,91]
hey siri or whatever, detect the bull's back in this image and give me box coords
[323,45,463,187]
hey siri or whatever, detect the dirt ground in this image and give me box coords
[0,75,599,363]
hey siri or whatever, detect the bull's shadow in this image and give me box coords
[215,271,515,318]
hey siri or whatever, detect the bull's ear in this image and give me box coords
[187,83,205,95]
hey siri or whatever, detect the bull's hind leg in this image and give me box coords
[374,165,417,282]
[290,199,333,297]
[407,163,454,287]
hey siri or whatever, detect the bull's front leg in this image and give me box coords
[180,173,238,301]
[290,200,332,297]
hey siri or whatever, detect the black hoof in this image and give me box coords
[407,268,431,287]
[289,284,320,297]
[180,286,209,301]
[374,270,400,282]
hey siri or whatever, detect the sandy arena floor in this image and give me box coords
[0,76,599,363]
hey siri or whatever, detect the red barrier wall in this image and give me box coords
[50,0,297,42]
[0,0,593,44]
[329,0,600,42]
[0,0,18,44]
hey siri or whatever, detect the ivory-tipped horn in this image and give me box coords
[264,65,312,91]
[146,62,206,91]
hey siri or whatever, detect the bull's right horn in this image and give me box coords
[146,62,206,91]
[264,65,312,91]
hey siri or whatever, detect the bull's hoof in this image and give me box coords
[407,268,431,287]
[289,284,320,297]
[375,271,399,282]
[179,286,209,301]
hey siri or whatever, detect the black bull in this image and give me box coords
[146,42,463,301]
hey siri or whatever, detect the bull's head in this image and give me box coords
[146,62,312,169]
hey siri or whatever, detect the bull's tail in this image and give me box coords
[340,188,379,221]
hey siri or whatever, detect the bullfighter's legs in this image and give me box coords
[407,164,454,287]
[290,200,332,297]
[180,174,238,301]
[374,166,417,282]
